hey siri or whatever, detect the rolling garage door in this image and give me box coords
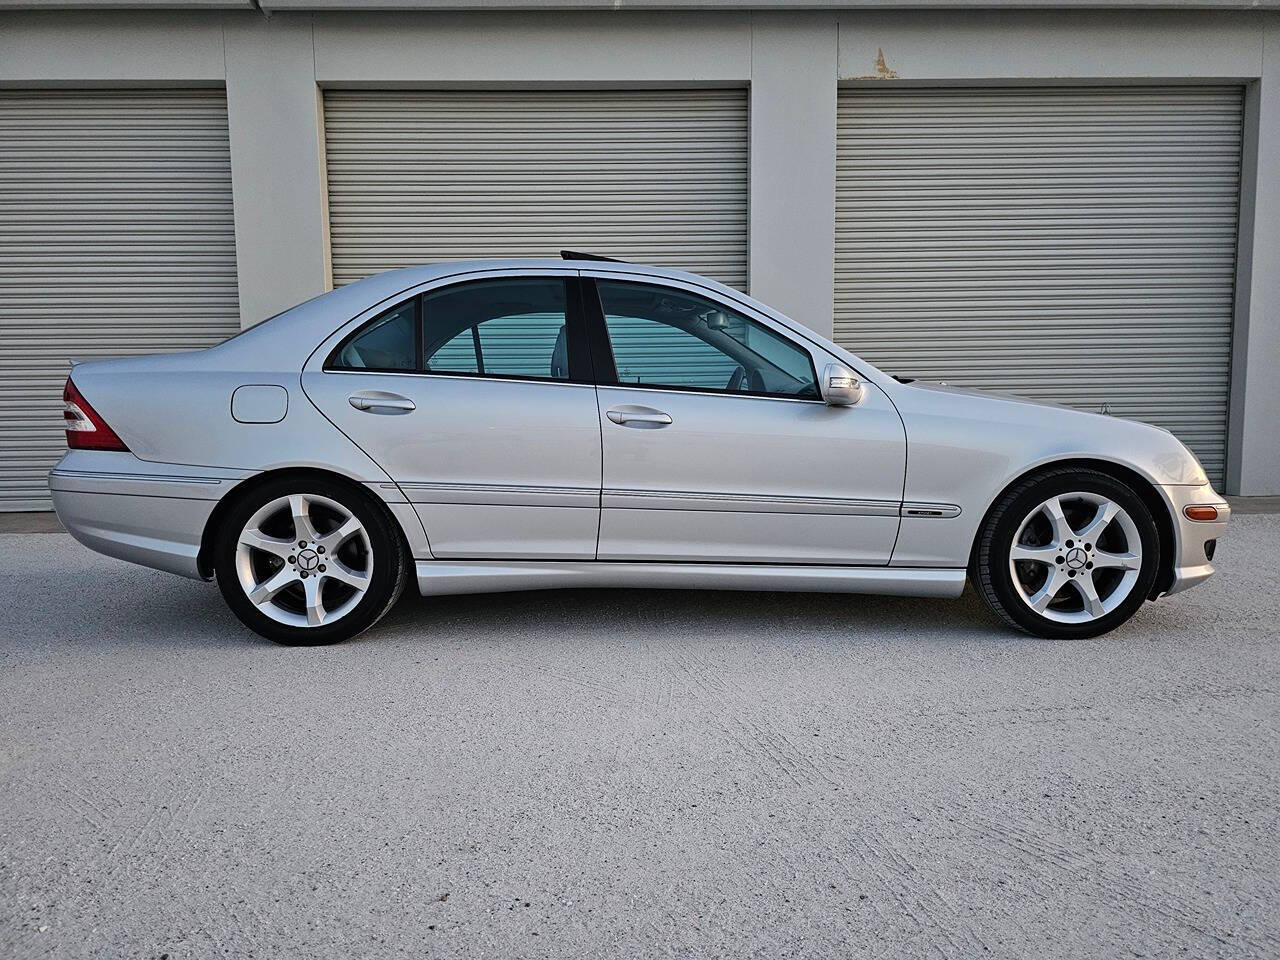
[0,89,240,511]
[323,89,749,290]
[835,86,1243,486]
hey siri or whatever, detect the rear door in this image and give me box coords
[302,271,602,559]
[584,275,906,564]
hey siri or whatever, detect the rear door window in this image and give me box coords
[423,278,572,381]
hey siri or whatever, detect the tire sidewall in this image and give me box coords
[214,477,402,645]
[982,472,1160,639]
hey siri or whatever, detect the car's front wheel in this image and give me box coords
[214,477,408,645]
[971,468,1161,639]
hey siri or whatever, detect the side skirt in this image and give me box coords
[414,560,967,599]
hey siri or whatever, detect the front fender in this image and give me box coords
[886,383,1210,567]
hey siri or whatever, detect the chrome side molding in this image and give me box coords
[50,468,224,485]
[901,502,962,519]
[603,488,901,516]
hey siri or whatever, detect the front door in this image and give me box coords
[302,273,602,559]
[586,276,906,564]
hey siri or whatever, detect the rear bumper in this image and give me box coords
[49,451,250,580]
[51,488,214,579]
[1159,483,1231,596]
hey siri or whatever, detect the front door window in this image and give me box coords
[594,280,820,398]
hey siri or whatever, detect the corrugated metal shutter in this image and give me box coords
[323,89,749,291]
[0,89,240,511]
[835,86,1242,485]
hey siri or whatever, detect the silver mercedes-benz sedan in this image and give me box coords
[50,256,1229,645]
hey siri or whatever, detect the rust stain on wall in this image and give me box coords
[874,48,900,79]
[844,47,901,81]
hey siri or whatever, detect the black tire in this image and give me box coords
[970,467,1161,639]
[214,476,408,645]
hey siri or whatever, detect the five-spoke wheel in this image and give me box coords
[1008,493,1143,623]
[235,493,373,628]
[972,468,1160,639]
[214,477,407,645]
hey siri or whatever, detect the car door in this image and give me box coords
[585,275,906,564]
[301,271,602,559]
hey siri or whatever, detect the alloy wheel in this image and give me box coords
[234,493,373,628]
[1007,492,1143,624]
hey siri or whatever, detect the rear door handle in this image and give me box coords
[606,407,672,427]
[349,393,416,414]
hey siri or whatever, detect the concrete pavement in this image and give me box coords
[1,519,1277,959]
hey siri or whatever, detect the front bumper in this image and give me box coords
[1159,482,1230,596]
[49,451,251,580]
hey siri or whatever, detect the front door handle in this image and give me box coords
[606,407,673,427]
[349,393,416,414]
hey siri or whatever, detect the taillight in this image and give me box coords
[63,378,129,451]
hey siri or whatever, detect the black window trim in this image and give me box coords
[325,275,595,385]
[469,324,485,376]
[579,276,824,404]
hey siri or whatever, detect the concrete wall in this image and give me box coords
[0,8,1277,494]
[1231,29,1280,502]
[224,15,331,326]
[749,16,839,338]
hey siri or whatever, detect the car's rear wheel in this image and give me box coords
[214,477,408,645]
[971,468,1161,639]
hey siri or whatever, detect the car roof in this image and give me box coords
[340,257,741,300]
[230,258,755,359]
[217,257,892,390]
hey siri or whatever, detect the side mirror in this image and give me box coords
[821,363,864,406]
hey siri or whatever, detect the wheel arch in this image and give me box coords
[969,457,1177,599]
[197,466,412,580]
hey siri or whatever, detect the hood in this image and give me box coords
[904,380,1086,415]
[890,379,1209,488]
